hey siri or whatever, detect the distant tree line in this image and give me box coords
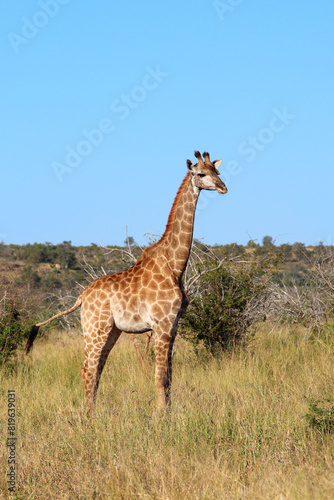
[13,241,77,269]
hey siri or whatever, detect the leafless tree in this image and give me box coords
[264,246,334,335]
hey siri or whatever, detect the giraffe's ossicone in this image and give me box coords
[26,151,227,412]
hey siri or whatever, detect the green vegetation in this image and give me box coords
[2,239,332,291]
[14,241,77,268]
[181,253,278,352]
[0,303,27,367]
[0,286,37,368]
[305,399,334,434]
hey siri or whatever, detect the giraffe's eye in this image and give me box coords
[198,173,206,178]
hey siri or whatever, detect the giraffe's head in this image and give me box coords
[186,151,227,194]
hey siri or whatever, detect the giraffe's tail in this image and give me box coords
[25,297,82,354]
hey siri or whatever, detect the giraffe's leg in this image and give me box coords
[154,320,178,409]
[144,332,152,362]
[131,334,147,375]
[80,323,121,414]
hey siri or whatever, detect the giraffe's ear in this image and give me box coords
[212,159,222,171]
[187,159,195,172]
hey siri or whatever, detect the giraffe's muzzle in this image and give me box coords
[217,185,228,194]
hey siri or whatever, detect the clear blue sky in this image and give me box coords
[1,1,333,247]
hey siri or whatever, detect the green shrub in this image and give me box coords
[305,398,334,434]
[180,255,278,353]
[42,273,62,290]
[0,284,40,368]
[19,266,42,288]
[0,301,33,367]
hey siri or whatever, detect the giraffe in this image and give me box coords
[25,151,227,412]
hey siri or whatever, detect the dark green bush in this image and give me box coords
[305,399,334,434]
[0,283,40,368]
[180,255,278,353]
[19,266,42,288]
[0,301,33,367]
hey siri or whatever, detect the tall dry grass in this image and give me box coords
[1,326,334,499]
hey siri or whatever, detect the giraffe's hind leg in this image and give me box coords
[80,322,121,414]
[144,331,152,361]
[132,331,153,376]
[131,334,147,375]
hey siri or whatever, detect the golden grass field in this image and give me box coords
[1,326,334,499]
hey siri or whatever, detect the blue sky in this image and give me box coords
[1,1,333,247]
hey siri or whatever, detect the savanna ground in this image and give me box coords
[1,325,334,499]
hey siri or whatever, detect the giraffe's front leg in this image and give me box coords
[154,319,178,409]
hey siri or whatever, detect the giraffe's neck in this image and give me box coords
[160,172,200,279]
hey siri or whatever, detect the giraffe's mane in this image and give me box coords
[136,172,191,262]
[159,172,191,244]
